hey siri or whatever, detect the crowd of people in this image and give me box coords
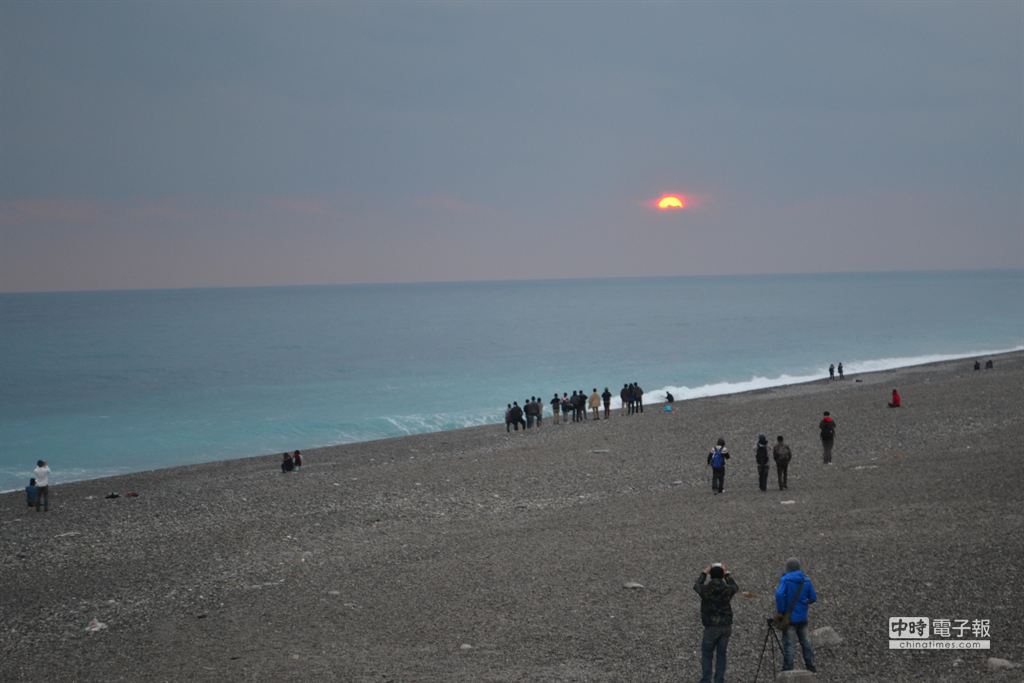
[503,384,647,431]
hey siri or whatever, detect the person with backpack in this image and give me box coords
[601,387,612,418]
[773,435,792,490]
[819,412,836,464]
[707,438,730,495]
[755,434,771,492]
[774,557,818,673]
[694,562,738,683]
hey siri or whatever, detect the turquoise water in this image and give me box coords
[1,270,1021,490]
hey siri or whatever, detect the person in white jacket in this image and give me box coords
[32,459,51,511]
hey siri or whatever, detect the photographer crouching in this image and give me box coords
[694,562,738,683]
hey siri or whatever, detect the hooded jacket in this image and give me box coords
[755,437,770,465]
[694,573,738,627]
[819,416,836,441]
[774,570,817,624]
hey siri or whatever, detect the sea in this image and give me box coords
[1,270,1022,491]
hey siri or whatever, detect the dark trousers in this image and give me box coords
[526,414,534,428]
[782,622,816,672]
[700,625,731,683]
[711,467,725,493]
[822,439,834,464]
[603,402,610,418]
[637,399,643,413]
[776,462,788,489]
[36,486,49,511]
[506,421,511,433]
[757,464,770,491]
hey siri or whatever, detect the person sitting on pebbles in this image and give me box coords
[280,452,295,473]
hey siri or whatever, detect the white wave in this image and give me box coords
[644,344,1024,405]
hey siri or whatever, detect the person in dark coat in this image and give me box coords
[281,453,294,473]
[620,384,630,416]
[510,402,525,431]
[755,434,770,492]
[819,412,836,463]
[694,563,738,683]
[550,394,561,425]
[828,363,835,380]
[634,383,644,413]
[773,435,792,490]
[601,387,612,419]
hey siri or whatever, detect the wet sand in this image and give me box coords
[2,352,1023,681]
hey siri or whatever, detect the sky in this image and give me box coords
[1,1,1022,292]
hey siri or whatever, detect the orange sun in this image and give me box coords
[657,195,686,210]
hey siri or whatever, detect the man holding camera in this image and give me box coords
[694,562,738,683]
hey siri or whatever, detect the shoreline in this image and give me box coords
[2,347,1022,680]
[3,348,1020,495]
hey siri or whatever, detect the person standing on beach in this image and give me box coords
[534,397,543,428]
[550,394,561,425]
[32,460,50,511]
[589,388,601,420]
[707,439,729,494]
[292,450,302,471]
[819,412,836,463]
[505,404,513,432]
[561,393,571,423]
[774,557,818,673]
[281,453,294,473]
[837,362,844,379]
[26,478,39,508]
[888,389,901,408]
[773,435,791,490]
[755,434,770,492]
[510,402,524,431]
[635,383,644,413]
[828,364,835,380]
[601,387,612,418]
[620,384,630,416]
[694,562,738,683]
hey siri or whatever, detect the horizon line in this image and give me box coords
[1,265,1021,296]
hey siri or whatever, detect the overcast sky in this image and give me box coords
[1,1,1021,292]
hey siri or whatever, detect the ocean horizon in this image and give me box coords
[2,269,1022,491]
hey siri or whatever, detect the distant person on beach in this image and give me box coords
[534,397,543,427]
[505,404,513,432]
[561,393,571,423]
[524,398,536,429]
[665,392,674,403]
[589,389,601,420]
[773,435,791,490]
[974,360,981,371]
[510,402,525,431]
[574,390,587,422]
[755,434,770,492]
[602,387,612,418]
[694,562,737,683]
[707,438,730,494]
[32,460,50,511]
[550,394,561,425]
[620,384,630,416]
[838,362,844,379]
[888,389,901,408]
[819,412,836,464]
[828,364,835,380]
[280,453,294,473]
[774,557,818,673]
[26,478,38,508]
[635,383,644,413]
[293,450,302,470]
[569,391,579,423]
[985,359,994,369]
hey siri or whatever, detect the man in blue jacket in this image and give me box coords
[774,557,817,672]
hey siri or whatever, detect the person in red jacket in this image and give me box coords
[819,412,836,464]
[888,389,901,408]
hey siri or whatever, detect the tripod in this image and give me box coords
[754,618,784,682]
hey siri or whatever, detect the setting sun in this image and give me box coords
[657,195,686,210]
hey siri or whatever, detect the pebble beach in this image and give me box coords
[2,351,1023,682]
